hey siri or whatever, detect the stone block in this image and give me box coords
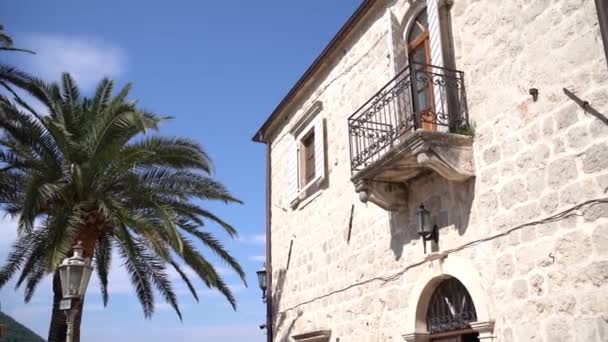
[575,261,608,288]
[574,317,607,342]
[544,317,573,342]
[517,321,544,341]
[539,191,559,215]
[511,279,528,299]
[592,224,608,256]
[522,122,540,145]
[547,270,570,293]
[589,119,608,138]
[542,116,555,136]
[552,137,566,154]
[566,124,590,150]
[526,168,546,195]
[530,274,544,296]
[583,203,608,222]
[499,178,527,209]
[582,144,608,174]
[554,231,592,266]
[480,166,500,186]
[578,290,608,315]
[483,145,501,165]
[560,179,598,206]
[496,254,515,280]
[555,104,578,130]
[547,157,578,187]
[477,190,498,214]
[516,144,550,171]
[500,160,517,179]
[516,240,552,273]
[551,294,576,314]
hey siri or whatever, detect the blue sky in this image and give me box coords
[0,1,361,341]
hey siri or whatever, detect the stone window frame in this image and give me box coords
[287,101,327,209]
[402,256,495,342]
[300,128,316,186]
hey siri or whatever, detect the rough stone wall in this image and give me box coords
[266,0,608,341]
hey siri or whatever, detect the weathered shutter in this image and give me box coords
[427,0,449,133]
[287,135,300,205]
[313,118,326,185]
[427,0,444,68]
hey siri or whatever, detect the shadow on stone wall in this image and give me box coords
[388,173,476,260]
[272,268,287,335]
[272,268,306,341]
[276,310,303,342]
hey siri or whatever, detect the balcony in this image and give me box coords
[348,63,475,211]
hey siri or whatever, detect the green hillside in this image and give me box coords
[0,311,45,342]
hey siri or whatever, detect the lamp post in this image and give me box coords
[416,204,438,254]
[256,263,267,303]
[58,241,93,342]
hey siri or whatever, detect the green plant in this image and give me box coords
[450,120,476,137]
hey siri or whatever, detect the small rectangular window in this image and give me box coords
[301,130,316,185]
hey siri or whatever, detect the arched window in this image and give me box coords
[407,9,430,65]
[426,277,478,341]
[406,9,436,131]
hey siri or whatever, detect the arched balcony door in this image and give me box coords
[407,9,436,131]
[426,277,479,342]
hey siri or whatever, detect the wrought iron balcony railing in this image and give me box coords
[348,62,469,173]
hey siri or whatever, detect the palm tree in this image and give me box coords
[0,23,34,102]
[0,24,34,54]
[0,74,245,342]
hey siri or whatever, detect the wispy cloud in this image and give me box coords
[237,233,266,245]
[22,34,126,90]
[83,323,264,342]
[248,255,266,262]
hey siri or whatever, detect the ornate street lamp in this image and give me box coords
[58,241,93,342]
[416,204,438,254]
[256,263,267,303]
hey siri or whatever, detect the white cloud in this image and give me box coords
[83,324,265,342]
[237,233,266,245]
[0,217,18,261]
[22,34,126,91]
[248,255,266,262]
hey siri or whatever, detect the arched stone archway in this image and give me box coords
[402,256,495,342]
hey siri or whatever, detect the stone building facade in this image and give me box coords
[253,0,608,341]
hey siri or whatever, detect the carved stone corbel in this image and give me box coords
[355,179,408,211]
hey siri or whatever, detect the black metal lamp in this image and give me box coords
[256,263,267,303]
[416,204,438,253]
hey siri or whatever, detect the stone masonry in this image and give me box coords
[258,0,608,341]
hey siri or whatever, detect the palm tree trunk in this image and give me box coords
[48,229,98,342]
[48,270,86,342]
[48,271,66,341]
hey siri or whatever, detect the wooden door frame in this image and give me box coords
[407,30,436,131]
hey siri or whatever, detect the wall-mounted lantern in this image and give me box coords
[256,263,268,303]
[416,204,438,254]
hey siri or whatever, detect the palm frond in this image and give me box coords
[169,261,199,302]
[94,234,112,306]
